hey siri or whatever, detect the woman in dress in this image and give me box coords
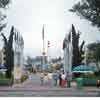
[61,72,66,88]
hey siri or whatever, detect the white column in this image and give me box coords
[64,45,68,75]
[69,42,72,73]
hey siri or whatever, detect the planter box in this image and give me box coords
[0,79,12,86]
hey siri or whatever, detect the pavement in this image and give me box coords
[0,73,100,97]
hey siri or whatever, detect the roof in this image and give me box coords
[0,64,6,69]
[72,65,95,72]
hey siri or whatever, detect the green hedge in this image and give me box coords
[79,78,98,86]
[75,77,98,86]
[0,79,12,86]
[74,73,98,86]
[0,72,6,79]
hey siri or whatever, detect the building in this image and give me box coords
[0,48,7,66]
[32,56,42,66]
[32,56,48,70]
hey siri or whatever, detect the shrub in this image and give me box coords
[0,79,12,86]
[94,71,100,77]
[21,75,28,83]
[0,72,6,79]
[80,73,97,79]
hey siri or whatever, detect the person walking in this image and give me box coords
[61,72,66,88]
[59,73,62,87]
[53,71,58,86]
[44,73,48,85]
[40,73,44,86]
[66,72,71,88]
[48,72,53,87]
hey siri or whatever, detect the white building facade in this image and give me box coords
[63,32,73,78]
[13,29,24,83]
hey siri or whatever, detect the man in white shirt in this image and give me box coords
[61,73,66,80]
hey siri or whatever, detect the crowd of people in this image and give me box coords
[39,71,100,88]
[40,71,69,88]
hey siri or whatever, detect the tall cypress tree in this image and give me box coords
[71,24,85,69]
[0,0,10,32]
[1,26,14,78]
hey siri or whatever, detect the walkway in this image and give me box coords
[0,73,100,96]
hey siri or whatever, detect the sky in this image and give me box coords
[1,0,100,58]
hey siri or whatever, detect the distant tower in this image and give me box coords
[42,25,46,70]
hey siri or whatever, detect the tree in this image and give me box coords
[1,26,14,78]
[0,0,13,79]
[94,46,100,71]
[0,0,10,8]
[0,0,10,32]
[87,42,100,71]
[86,52,94,65]
[71,24,85,68]
[51,57,62,64]
[70,0,100,29]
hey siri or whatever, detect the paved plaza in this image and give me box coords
[0,74,100,97]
